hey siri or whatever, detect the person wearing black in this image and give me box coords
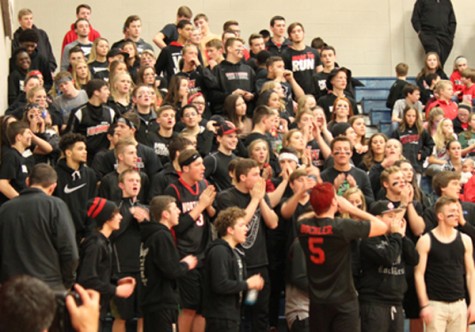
[78,197,136,322]
[209,37,256,115]
[0,121,33,206]
[148,137,194,200]
[317,68,358,122]
[8,48,31,105]
[163,149,216,332]
[131,85,158,147]
[155,20,193,81]
[204,207,264,332]
[110,169,150,332]
[0,163,78,291]
[91,114,160,181]
[98,138,149,203]
[111,15,154,55]
[415,196,475,331]
[11,8,56,73]
[204,121,238,191]
[67,79,118,165]
[411,0,456,67]
[298,182,387,332]
[15,29,53,90]
[320,136,374,205]
[215,158,278,332]
[54,133,97,242]
[140,195,198,332]
[358,201,419,332]
[266,16,291,56]
[150,105,179,166]
[282,22,322,95]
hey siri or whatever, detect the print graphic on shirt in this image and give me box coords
[182,201,204,226]
[399,133,419,144]
[86,123,110,136]
[171,52,182,74]
[139,243,149,286]
[300,224,333,265]
[225,72,250,81]
[64,183,87,194]
[318,79,327,90]
[291,53,315,72]
[242,209,260,249]
[376,239,404,275]
[154,142,170,157]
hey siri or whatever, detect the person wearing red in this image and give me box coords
[61,4,101,55]
[425,80,458,120]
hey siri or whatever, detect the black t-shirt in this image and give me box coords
[149,131,178,166]
[0,147,29,206]
[215,187,272,269]
[317,93,358,123]
[298,217,370,303]
[203,151,235,191]
[282,46,321,95]
[160,23,178,45]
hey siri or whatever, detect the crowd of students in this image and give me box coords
[1,2,475,332]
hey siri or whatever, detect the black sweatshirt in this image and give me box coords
[203,239,248,322]
[140,222,190,312]
[358,233,419,304]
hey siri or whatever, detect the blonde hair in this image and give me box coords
[248,139,270,165]
[434,118,454,150]
[110,72,133,104]
[71,60,91,89]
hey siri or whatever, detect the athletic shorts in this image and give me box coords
[110,273,143,320]
[179,268,203,312]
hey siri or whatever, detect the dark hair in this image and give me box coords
[224,94,245,126]
[402,84,420,97]
[85,78,108,99]
[330,136,353,151]
[6,121,29,146]
[18,29,39,43]
[432,171,461,196]
[59,132,87,153]
[320,45,336,55]
[235,158,259,183]
[150,195,176,222]
[252,105,274,127]
[169,137,193,162]
[311,37,326,50]
[29,163,58,187]
[265,56,284,68]
[0,275,56,332]
[177,5,192,18]
[74,18,89,29]
[256,50,271,66]
[214,207,246,237]
[223,20,239,32]
[259,29,270,39]
[248,33,264,47]
[68,45,85,57]
[76,4,92,15]
[177,19,192,30]
[287,22,304,36]
[270,15,285,26]
[123,15,140,32]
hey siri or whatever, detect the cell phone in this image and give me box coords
[50,290,82,332]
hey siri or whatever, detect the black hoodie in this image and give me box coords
[54,158,97,238]
[140,222,190,312]
[203,238,248,322]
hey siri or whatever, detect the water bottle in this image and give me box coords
[244,289,258,305]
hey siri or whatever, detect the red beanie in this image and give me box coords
[310,182,335,215]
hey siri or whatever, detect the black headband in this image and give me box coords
[179,152,200,167]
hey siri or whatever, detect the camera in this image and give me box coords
[49,290,82,332]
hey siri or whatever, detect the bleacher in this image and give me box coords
[355,77,416,137]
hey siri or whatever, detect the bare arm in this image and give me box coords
[414,234,433,325]
[260,197,278,229]
[462,234,475,323]
[0,179,19,199]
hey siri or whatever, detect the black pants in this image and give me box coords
[418,30,454,67]
[143,309,178,332]
[309,298,360,332]
[241,266,270,332]
[360,302,404,332]
[206,318,239,332]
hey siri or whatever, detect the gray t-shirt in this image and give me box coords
[53,90,88,124]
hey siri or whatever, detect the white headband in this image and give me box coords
[278,152,299,164]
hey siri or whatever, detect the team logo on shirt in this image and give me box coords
[242,209,260,249]
[225,72,250,80]
[86,123,110,136]
[139,244,149,286]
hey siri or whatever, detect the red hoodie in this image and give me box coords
[62,23,101,55]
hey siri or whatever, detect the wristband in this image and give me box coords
[420,304,430,310]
